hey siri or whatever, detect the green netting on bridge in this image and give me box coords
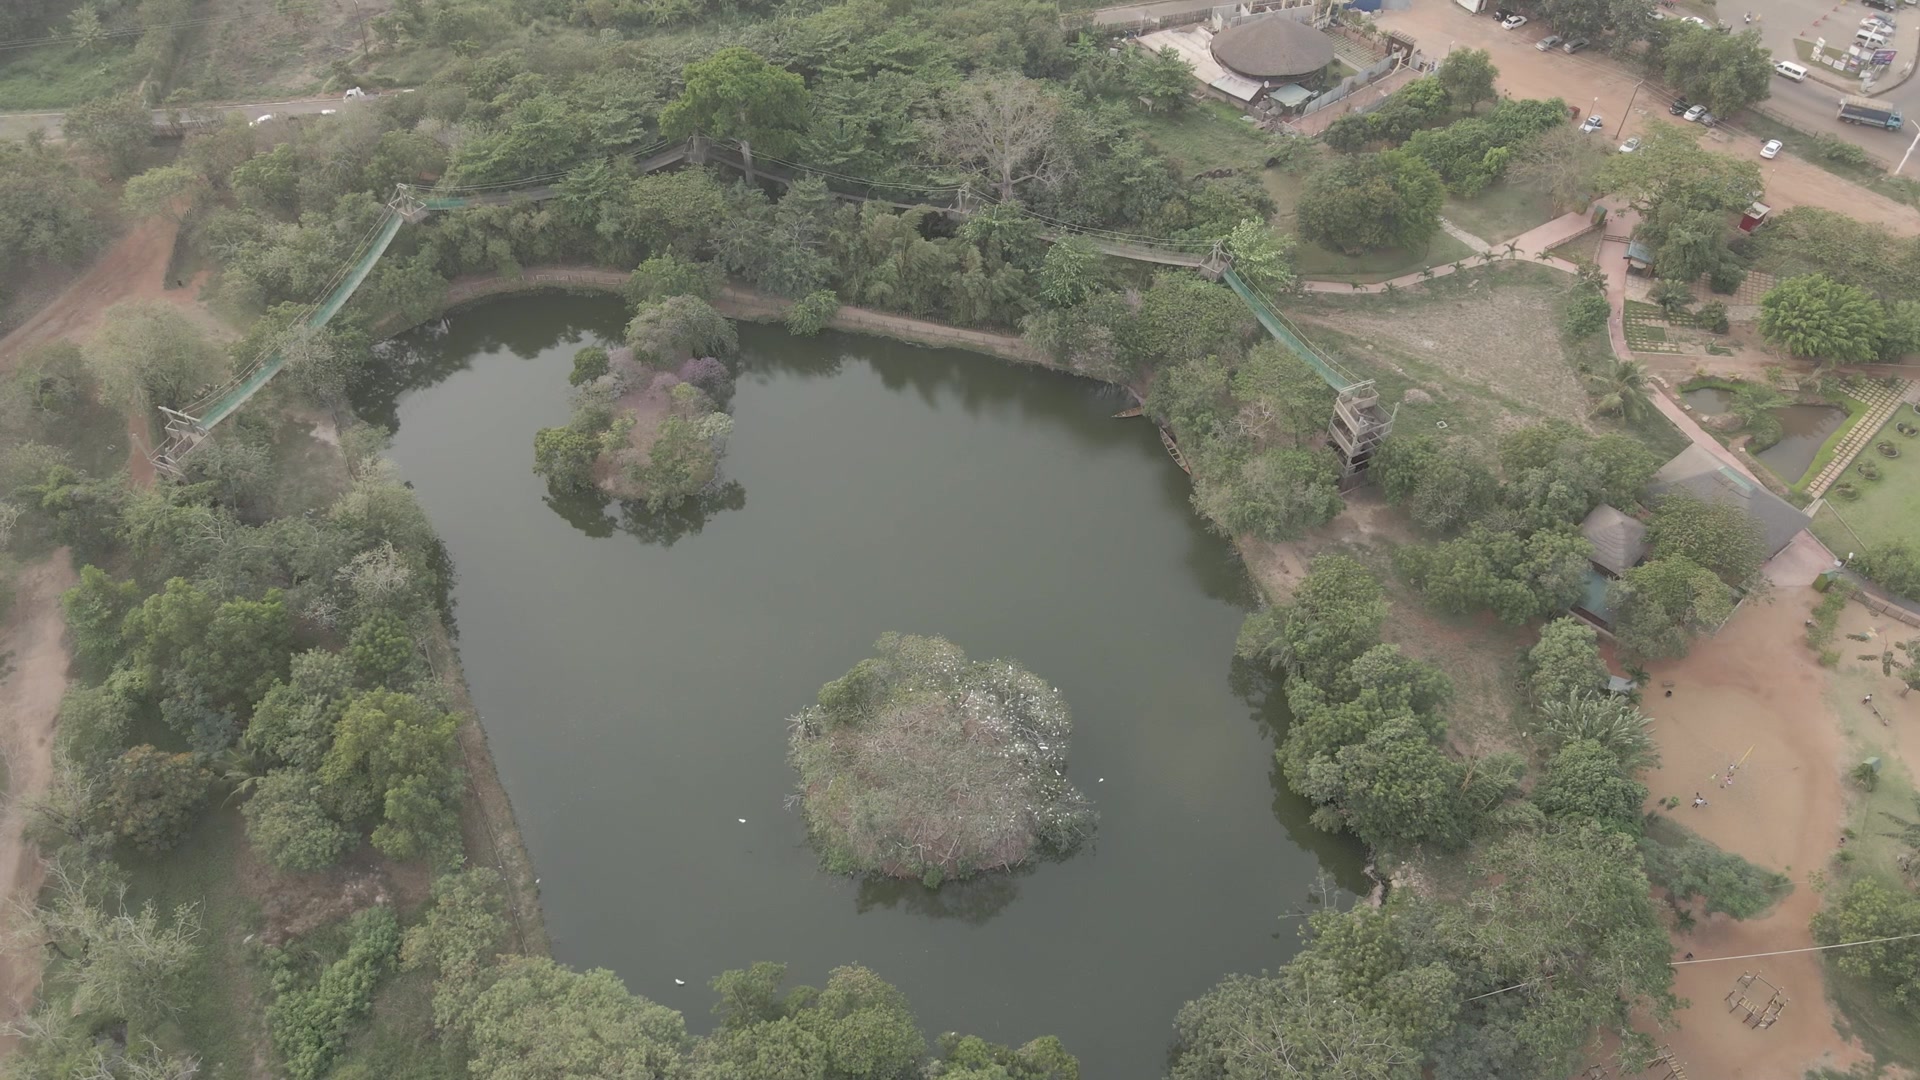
[1221,268,1358,393]
[196,210,406,428]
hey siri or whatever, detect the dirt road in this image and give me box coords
[0,555,78,1034]
[1636,591,1866,1078]
[0,215,188,371]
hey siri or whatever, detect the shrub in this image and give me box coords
[244,770,355,873]
[1649,280,1693,316]
[267,906,402,1080]
[1697,300,1729,333]
[568,346,610,386]
[1563,289,1611,337]
[101,746,213,853]
[1708,262,1747,295]
[1859,540,1920,598]
[784,289,840,337]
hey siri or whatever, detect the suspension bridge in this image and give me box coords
[151,137,1387,478]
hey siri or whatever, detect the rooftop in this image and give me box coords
[1646,445,1811,560]
[1580,504,1649,577]
[1209,14,1336,79]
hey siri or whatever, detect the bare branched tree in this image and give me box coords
[933,74,1067,203]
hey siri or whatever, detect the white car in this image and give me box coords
[249,114,273,126]
[1501,14,1528,28]
[1683,104,1708,122]
[320,108,337,116]
[1619,135,1643,153]
[1680,14,1709,25]
[1580,114,1605,133]
[343,86,368,99]
[1760,139,1783,159]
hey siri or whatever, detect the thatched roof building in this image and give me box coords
[1209,14,1336,80]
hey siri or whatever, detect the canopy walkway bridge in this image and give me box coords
[150,137,1387,480]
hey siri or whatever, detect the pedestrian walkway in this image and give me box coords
[1805,379,1920,496]
[1297,210,1594,294]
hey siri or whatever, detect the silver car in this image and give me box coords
[1537,34,1564,50]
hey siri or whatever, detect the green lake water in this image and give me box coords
[356,293,1364,1077]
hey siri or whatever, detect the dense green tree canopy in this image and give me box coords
[1297,151,1444,256]
[1645,490,1765,583]
[1659,26,1772,116]
[1759,273,1888,367]
[1522,617,1610,707]
[1606,556,1734,660]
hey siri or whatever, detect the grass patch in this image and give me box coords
[0,39,147,110]
[333,966,465,1079]
[1441,178,1560,245]
[1295,231,1476,283]
[117,806,270,1080]
[1811,409,1920,547]
[1622,300,1682,353]
[1135,101,1283,175]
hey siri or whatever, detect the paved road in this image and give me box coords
[0,92,387,142]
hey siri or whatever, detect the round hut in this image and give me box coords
[1209,14,1336,82]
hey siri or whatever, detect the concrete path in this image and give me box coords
[1804,380,1917,496]
[1297,209,1593,294]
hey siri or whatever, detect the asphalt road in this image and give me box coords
[0,92,386,143]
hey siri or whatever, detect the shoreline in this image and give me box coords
[371,267,1055,370]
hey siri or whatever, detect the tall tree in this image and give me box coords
[1660,26,1773,116]
[460,957,693,1080]
[1585,358,1652,421]
[1508,125,1609,212]
[83,301,224,411]
[63,93,153,179]
[1606,555,1734,659]
[1645,489,1765,583]
[1437,48,1498,114]
[659,47,810,185]
[934,74,1066,203]
[1759,273,1887,367]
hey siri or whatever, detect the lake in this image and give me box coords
[355,293,1363,1077]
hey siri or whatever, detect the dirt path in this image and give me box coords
[0,554,78,1034]
[1636,590,1866,1078]
[0,217,186,371]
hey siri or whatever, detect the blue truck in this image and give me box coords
[1837,96,1905,130]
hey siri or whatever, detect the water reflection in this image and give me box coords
[853,868,1029,925]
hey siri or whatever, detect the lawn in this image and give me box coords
[1294,230,1477,283]
[1811,408,1920,554]
[1441,178,1561,245]
[1136,101,1283,175]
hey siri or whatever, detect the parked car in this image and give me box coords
[249,114,273,126]
[1760,138,1783,159]
[1862,16,1896,30]
[1650,8,1668,18]
[1680,14,1709,25]
[1619,135,1643,152]
[1580,114,1605,133]
[343,86,368,99]
[1493,8,1517,20]
[319,108,337,116]
[1562,36,1590,52]
[1537,34,1564,50]
[1502,14,1528,28]
[1670,97,1692,115]
[1699,111,1717,126]
[1683,104,1708,121]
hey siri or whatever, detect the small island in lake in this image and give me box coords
[788,633,1097,886]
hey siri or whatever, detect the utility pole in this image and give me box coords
[1614,80,1645,139]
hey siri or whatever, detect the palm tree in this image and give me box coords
[1586,358,1653,421]
[1503,241,1520,260]
[1538,692,1659,771]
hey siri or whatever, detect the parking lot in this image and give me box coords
[1371,0,1920,234]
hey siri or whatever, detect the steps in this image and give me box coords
[1804,379,1917,496]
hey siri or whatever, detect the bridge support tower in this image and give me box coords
[1329,380,1392,481]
